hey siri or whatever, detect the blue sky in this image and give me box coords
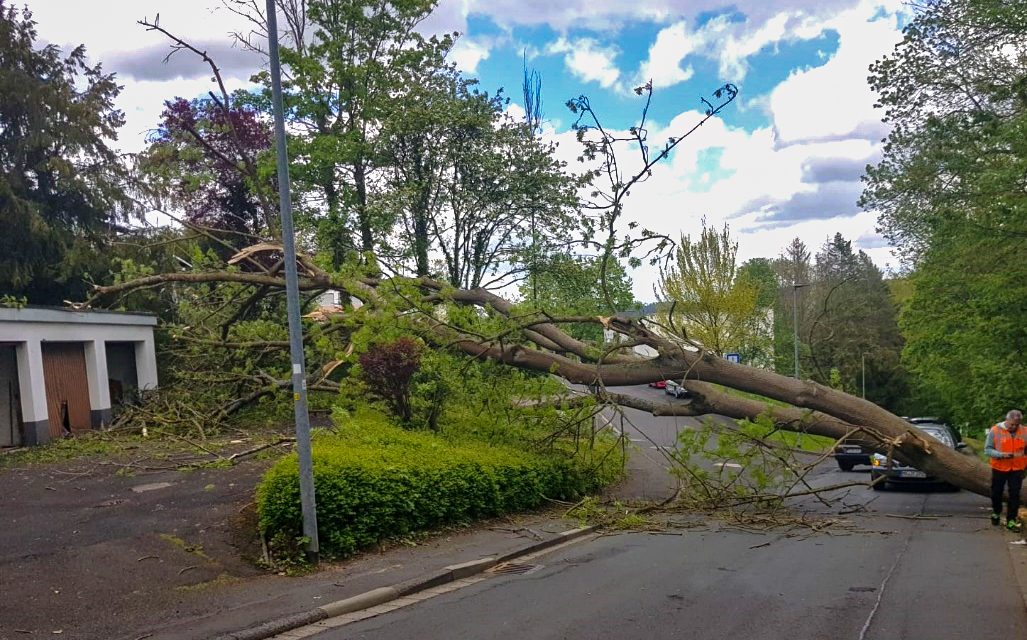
[27,0,909,297]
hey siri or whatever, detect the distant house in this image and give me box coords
[0,307,159,447]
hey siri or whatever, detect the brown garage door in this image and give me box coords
[42,342,91,438]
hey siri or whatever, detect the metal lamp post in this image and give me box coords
[861,352,867,399]
[265,0,319,563]
[792,283,808,379]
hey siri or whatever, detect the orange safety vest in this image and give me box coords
[990,424,1027,472]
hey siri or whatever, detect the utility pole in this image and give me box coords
[861,352,866,399]
[792,283,808,379]
[266,0,319,563]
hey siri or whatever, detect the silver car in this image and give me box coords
[869,422,964,491]
[664,380,689,398]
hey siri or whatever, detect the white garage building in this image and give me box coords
[0,307,158,447]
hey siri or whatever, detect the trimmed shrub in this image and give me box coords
[257,412,615,559]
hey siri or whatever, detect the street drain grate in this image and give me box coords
[488,562,543,576]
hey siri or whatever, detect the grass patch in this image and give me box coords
[763,429,834,452]
[0,432,159,470]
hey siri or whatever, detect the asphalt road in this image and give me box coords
[300,386,1027,640]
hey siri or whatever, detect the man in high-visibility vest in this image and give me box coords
[985,409,1027,532]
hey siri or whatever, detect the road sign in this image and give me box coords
[725,352,741,364]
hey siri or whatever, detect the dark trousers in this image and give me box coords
[991,469,1024,521]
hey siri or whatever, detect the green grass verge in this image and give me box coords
[763,428,835,452]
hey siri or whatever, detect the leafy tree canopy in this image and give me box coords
[0,1,131,303]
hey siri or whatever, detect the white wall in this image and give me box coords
[0,309,159,444]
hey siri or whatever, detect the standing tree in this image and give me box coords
[805,234,906,408]
[0,1,132,304]
[657,221,766,359]
[138,97,274,257]
[862,0,1027,429]
[249,0,450,263]
[381,82,578,289]
[772,238,813,375]
[736,258,778,367]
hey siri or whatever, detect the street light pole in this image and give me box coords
[792,283,808,379]
[266,0,319,563]
[861,352,866,399]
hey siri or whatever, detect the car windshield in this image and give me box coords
[916,425,954,447]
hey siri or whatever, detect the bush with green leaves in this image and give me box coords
[257,409,621,559]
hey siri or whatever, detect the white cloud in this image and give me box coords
[638,23,697,89]
[547,37,622,89]
[769,1,902,145]
[460,0,867,31]
[634,8,842,90]
[449,37,492,73]
[539,0,905,299]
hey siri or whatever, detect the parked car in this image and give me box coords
[906,416,963,447]
[834,416,965,472]
[664,380,689,398]
[648,380,667,389]
[833,442,872,472]
[869,420,966,491]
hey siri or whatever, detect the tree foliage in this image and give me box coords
[863,0,1027,428]
[0,1,131,303]
[358,337,424,423]
[804,234,906,408]
[139,97,274,255]
[658,221,767,360]
[862,0,1027,260]
[519,253,638,342]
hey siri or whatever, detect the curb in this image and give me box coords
[1008,535,1027,617]
[214,524,598,640]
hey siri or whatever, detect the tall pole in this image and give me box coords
[862,352,866,399]
[266,0,319,563]
[792,284,801,379]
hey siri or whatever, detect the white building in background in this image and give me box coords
[0,307,158,447]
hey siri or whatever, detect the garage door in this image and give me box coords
[41,342,91,438]
[0,345,20,446]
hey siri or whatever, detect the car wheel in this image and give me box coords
[838,461,855,472]
[870,476,887,491]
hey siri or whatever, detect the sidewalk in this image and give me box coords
[133,515,585,640]
[0,450,582,640]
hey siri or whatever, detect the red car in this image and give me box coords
[648,380,667,389]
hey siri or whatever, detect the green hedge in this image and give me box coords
[257,415,617,559]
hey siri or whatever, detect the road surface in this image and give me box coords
[290,386,1027,640]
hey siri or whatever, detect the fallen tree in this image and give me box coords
[89,256,1001,501]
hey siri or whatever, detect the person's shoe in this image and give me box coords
[992,513,1002,526]
[1007,519,1023,533]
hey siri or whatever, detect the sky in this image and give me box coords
[25,0,908,299]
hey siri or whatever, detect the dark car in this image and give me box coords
[869,420,967,491]
[833,442,872,472]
